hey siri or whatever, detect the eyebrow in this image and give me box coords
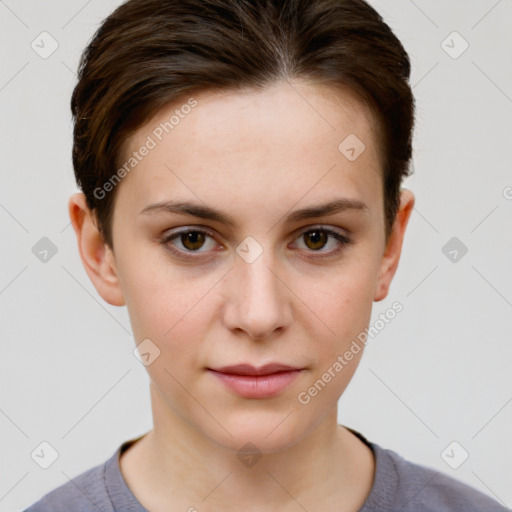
[139,198,369,226]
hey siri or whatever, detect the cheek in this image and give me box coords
[116,238,210,340]
[295,260,377,344]
[126,277,208,349]
[122,271,220,428]
[124,271,208,403]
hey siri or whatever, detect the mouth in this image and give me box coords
[210,363,301,376]
[207,363,304,399]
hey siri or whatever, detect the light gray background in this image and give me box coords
[1,1,511,510]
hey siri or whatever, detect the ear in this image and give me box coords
[68,192,125,306]
[374,188,415,302]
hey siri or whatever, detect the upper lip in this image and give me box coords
[209,363,301,376]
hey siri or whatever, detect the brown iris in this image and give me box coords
[303,230,328,251]
[181,231,207,251]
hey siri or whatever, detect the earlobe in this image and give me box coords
[68,192,126,306]
[373,188,415,302]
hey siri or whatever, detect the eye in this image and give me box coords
[160,227,219,257]
[291,226,351,258]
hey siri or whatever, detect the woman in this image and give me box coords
[25,0,509,510]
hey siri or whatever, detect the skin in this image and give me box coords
[69,79,414,512]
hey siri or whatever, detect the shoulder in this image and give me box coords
[23,458,112,512]
[366,441,510,512]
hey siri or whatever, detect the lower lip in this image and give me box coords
[208,369,302,399]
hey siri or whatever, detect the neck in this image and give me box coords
[120,384,375,512]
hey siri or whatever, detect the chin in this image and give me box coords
[200,408,311,455]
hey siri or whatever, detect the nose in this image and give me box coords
[221,249,292,341]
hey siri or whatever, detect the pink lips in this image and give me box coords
[207,363,303,399]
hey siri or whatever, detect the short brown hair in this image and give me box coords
[71,0,415,249]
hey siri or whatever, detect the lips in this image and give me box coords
[210,363,300,376]
[207,363,304,399]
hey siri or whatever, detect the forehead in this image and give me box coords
[114,80,383,224]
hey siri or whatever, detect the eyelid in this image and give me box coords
[291,224,349,239]
[167,225,217,239]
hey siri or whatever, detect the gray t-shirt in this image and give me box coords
[24,428,510,512]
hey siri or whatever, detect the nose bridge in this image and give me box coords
[225,238,291,339]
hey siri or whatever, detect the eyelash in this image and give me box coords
[159,226,352,260]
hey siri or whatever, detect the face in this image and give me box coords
[76,80,413,454]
